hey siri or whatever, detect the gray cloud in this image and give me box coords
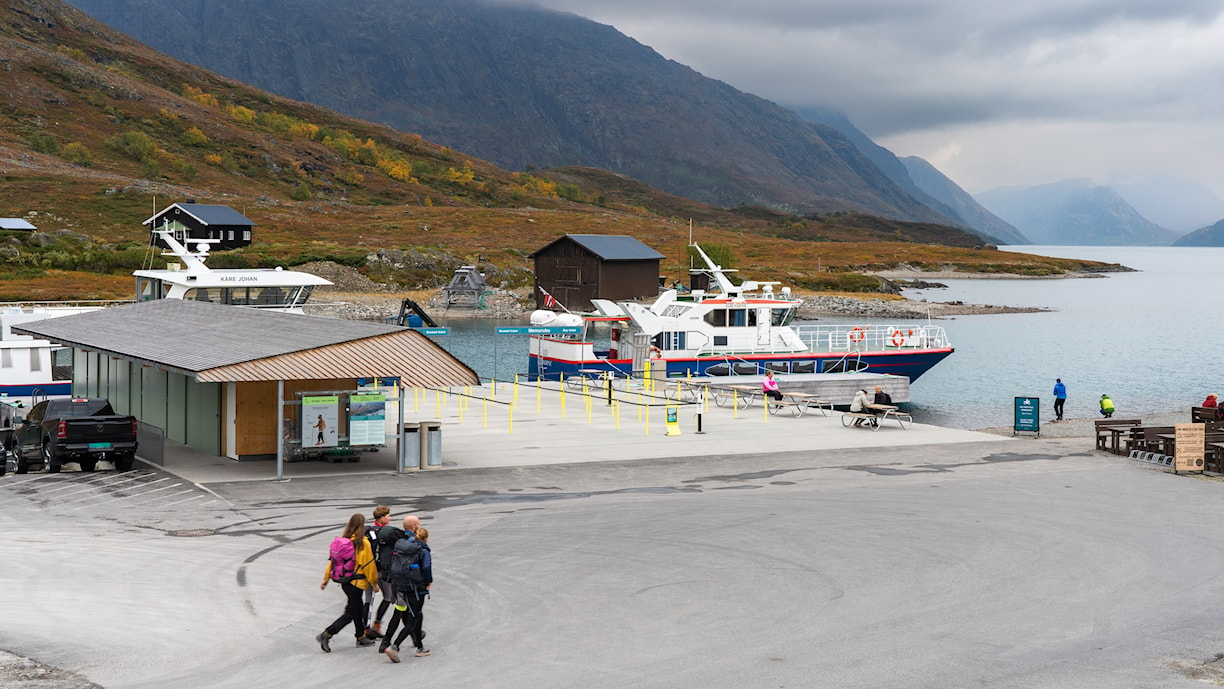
[494,0,1224,198]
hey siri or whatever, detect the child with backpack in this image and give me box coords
[316,513,380,653]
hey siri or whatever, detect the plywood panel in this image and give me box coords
[235,381,278,455]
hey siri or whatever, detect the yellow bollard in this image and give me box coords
[414,386,420,412]
[435,389,441,418]
[483,397,488,428]
[514,374,520,405]
[537,378,542,413]
[560,382,566,419]
[637,393,642,421]
[615,399,620,429]
[587,394,593,424]
[733,390,739,419]
[645,404,650,435]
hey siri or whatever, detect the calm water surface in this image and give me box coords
[431,246,1223,430]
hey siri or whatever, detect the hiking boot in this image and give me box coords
[385,644,401,663]
[364,627,382,640]
[356,635,376,647]
[315,631,333,653]
[378,637,391,654]
[415,647,430,657]
[372,621,383,635]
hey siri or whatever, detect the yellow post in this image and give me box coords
[733,390,739,419]
[587,394,593,424]
[414,386,420,412]
[637,393,642,421]
[483,397,488,428]
[514,374,520,405]
[537,378,542,413]
[615,399,620,429]
[763,396,768,424]
[435,389,441,418]
[645,403,650,435]
[561,382,566,419]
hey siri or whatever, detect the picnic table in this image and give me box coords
[709,384,761,409]
[1094,419,1141,454]
[842,403,913,430]
[564,369,608,390]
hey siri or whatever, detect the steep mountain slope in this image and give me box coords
[899,157,1029,245]
[976,180,1179,246]
[65,0,960,223]
[1173,219,1224,247]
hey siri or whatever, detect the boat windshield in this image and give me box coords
[184,285,314,308]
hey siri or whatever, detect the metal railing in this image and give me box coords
[793,324,950,352]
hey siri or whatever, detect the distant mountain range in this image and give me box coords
[975,180,1184,246]
[1173,219,1224,246]
[67,0,1020,243]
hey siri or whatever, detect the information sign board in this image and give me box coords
[1175,423,1205,472]
[1013,397,1040,436]
[302,395,339,448]
[349,393,386,446]
[496,326,583,335]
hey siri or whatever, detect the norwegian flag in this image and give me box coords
[539,286,558,309]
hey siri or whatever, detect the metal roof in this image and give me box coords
[0,218,37,230]
[529,234,665,261]
[142,203,256,227]
[11,300,478,386]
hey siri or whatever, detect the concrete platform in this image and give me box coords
[148,380,1009,484]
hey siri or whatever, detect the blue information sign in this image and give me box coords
[414,327,450,336]
[496,326,583,335]
[1014,396,1040,436]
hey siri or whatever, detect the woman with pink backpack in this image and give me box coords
[316,513,380,652]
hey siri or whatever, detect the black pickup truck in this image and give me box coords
[11,398,138,473]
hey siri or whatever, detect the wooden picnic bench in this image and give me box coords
[842,405,912,430]
[781,392,833,417]
[1094,418,1141,453]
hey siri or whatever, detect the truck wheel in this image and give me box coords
[0,448,6,477]
[15,446,28,474]
[43,444,60,474]
[114,454,135,472]
[79,458,97,472]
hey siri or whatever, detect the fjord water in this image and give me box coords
[433,246,1220,431]
[897,245,1223,429]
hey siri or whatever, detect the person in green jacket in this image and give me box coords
[1099,394,1115,418]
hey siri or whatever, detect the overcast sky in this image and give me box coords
[510,0,1224,201]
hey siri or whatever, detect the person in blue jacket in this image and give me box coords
[1053,378,1067,421]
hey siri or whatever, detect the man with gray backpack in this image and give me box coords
[370,510,405,636]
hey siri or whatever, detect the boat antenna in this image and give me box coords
[688,217,693,246]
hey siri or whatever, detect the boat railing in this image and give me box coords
[793,324,950,352]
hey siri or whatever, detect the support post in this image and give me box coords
[275,379,285,481]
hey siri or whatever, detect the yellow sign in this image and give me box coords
[1175,423,1205,472]
[665,405,681,436]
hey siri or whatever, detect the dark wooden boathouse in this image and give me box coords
[144,201,255,251]
[529,234,665,311]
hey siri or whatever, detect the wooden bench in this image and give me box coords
[709,384,760,409]
[766,399,806,418]
[781,392,833,417]
[1192,406,1223,423]
[1094,418,1141,453]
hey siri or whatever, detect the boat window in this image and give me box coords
[52,348,72,381]
[186,288,224,304]
[733,362,759,375]
[291,286,315,307]
[713,335,728,346]
[1,349,11,369]
[792,361,816,374]
[729,309,746,327]
[748,310,758,326]
[771,307,795,326]
[29,349,41,372]
[704,309,727,327]
[136,277,167,302]
[662,305,690,318]
[765,361,788,373]
[705,363,730,376]
[254,287,287,306]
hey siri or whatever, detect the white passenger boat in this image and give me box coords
[528,244,954,381]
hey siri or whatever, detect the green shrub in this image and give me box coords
[59,142,93,166]
[28,132,59,154]
[106,130,159,162]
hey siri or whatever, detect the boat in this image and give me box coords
[528,244,954,383]
[0,227,334,405]
[133,229,331,313]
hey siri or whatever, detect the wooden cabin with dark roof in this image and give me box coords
[143,201,255,251]
[528,234,665,311]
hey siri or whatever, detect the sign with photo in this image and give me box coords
[302,395,339,448]
[349,393,387,446]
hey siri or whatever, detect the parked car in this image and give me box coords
[11,398,138,473]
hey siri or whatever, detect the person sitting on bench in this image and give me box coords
[873,385,893,407]
[762,370,784,402]
[850,388,870,426]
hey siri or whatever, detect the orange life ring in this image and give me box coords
[890,329,905,347]
[848,327,866,343]
[649,345,662,359]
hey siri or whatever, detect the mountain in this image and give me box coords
[1173,219,1224,247]
[975,180,1180,246]
[64,0,963,224]
[798,107,1028,245]
[898,157,1029,245]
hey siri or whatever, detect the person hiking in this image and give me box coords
[316,513,379,652]
[1053,378,1067,421]
[370,508,405,637]
[364,506,392,638]
[379,516,433,662]
[383,525,433,662]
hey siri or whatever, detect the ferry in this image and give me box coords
[133,229,331,312]
[0,227,333,404]
[528,245,954,381]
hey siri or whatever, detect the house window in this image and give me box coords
[228,230,235,241]
[243,230,251,241]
